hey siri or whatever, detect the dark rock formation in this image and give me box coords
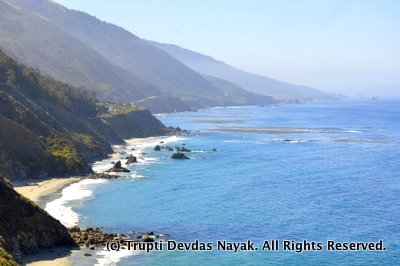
[0,178,76,263]
[154,145,161,151]
[171,153,190,160]
[141,235,155,242]
[125,155,137,164]
[68,227,119,249]
[105,161,130,173]
[175,147,191,152]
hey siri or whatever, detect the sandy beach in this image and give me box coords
[14,177,81,203]
[11,136,179,266]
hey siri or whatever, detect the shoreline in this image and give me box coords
[14,177,81,266]
[14,177,82,208]
[12,135,185,266]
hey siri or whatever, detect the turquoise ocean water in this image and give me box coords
[60,99,399,265]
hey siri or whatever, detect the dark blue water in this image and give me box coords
[77,99,400,265]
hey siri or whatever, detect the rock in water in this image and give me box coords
[105,161,130,172]
[176,147,191,152]
[171,152,190,159]
[141,235,155,242]
[125,155,137,164]
[114,161,122,168]
[154,145,161,151]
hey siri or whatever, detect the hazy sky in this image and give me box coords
[56,0,400,96]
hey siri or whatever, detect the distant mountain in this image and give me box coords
[148,41,330,101]
[5,0,276,112]
[0,48,171,179]
[0,0,160,103]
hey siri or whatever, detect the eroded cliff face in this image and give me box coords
[101,109,173,139]
[0,177,76,263]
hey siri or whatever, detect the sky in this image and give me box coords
[55,0,400,97]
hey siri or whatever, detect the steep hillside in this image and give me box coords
[148,41,330,101]
[0,0,160,102]
[9,0,276,109]
[0,177,75,264]
[0,49,171,180]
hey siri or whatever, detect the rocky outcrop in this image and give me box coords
[69,227,167,249]
[175,147,191,152]
[125,155,137,164]
[105,161,130,173]
[68,226,118,250]
[154,145,161,151]
[0,178,76,263]
[171,153,190,160]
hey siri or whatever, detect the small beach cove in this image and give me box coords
[13,135,187,266]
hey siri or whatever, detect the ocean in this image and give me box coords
[46,99,400,265]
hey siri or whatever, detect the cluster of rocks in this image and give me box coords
[153,145,173,151]
[153,143,218,160]
[175,147,191,152]
[68,226,169,251]
[154,144,191,159]
[69,226,118,250]
[166,126,190,136]
[86,173,119,180]
[105,161,130,173]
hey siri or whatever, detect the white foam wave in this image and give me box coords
[130,172,144,179]
[92,136,186,172]
[224,140,243,143]
[45,179,107,227]
[282,140,305,143]
[95,248,143,266]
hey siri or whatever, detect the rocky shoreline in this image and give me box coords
[68,226,168,252]
[8,135,195,265]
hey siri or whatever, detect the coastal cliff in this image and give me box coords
[0,177,75,264]
[0,49,173,180]
[101,108,172,138]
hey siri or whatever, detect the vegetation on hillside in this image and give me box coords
[0,48,170,179]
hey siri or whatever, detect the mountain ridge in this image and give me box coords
[5,0,277,112]
[147,40,330,101]
[0,0,161,103]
